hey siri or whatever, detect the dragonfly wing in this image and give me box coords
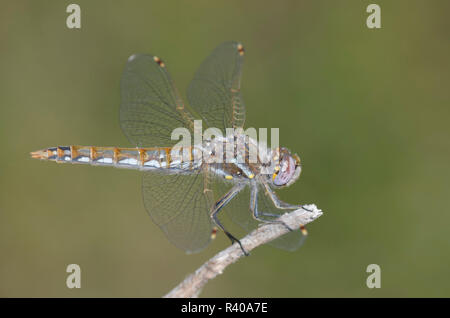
[187,41,246,131]
[120,54,194,147]
[142,170,212,253]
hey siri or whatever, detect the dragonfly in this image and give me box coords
[31,41,310,255]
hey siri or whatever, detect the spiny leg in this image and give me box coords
[249,182,294,231]
[263,183,313,212]
[212,213,248,256]
[251,182,309,248]
[210,183,249,256]
[262,181,310,242]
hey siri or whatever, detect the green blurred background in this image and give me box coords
[1,0,449,297]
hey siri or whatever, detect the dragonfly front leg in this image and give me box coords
[210,183,249,256]
[262,181,313,212]
[261,182,310,236]
[250,182,294,232]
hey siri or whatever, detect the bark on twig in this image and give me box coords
[164,204,323,298]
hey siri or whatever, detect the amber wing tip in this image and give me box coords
[237,43,245,56]
[300,225,308,236]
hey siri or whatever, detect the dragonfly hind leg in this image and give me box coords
[212,214,249,256]
[210,183,249,256]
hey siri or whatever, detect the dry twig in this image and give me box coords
[164,204,323,298]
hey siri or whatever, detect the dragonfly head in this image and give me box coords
[268,148,302,188]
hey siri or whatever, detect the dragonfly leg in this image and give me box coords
[262,181,313,213]
[210,183,249,256]
[250,182,308,247]
[260,182,310,239]
[250,182,295,232]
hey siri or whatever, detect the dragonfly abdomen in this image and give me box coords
[30,145,200,171]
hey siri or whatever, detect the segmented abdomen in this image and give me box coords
[35,145,201,171]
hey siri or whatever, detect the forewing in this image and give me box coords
[142,170,212,253]
[187,41,246,131]
[120,54,194,147]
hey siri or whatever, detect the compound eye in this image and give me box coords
[273,156,296,186]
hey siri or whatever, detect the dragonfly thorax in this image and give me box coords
[199,135,302,188]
